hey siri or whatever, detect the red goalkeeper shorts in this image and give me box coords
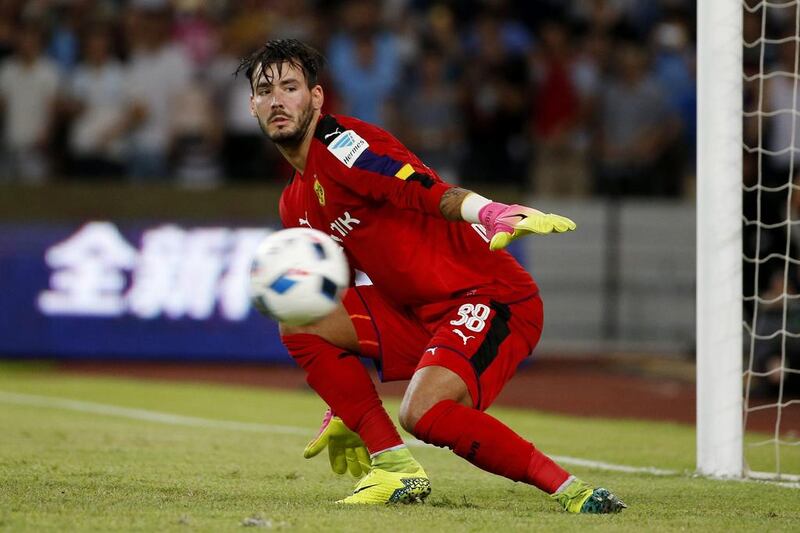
[342,286,543,411]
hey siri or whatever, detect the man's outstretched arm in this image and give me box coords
[439,187,577,251]
[438,187,473,220]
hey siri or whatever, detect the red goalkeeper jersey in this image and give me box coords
[279,114,538,307]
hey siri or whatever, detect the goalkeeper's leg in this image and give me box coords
[398,296,625,513]
[282,330,403,456]
[401,367,624,513]
[399,365,570,493]
[281,295,430,504]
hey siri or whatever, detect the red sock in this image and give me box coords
[413,400,570,494]
[282,333,403,454]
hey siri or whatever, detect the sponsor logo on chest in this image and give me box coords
[327,211,360,243]
[299,204,361,244]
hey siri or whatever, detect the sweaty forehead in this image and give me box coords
[252,61,306,87]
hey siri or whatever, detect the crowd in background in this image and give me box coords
[0,0,696,196]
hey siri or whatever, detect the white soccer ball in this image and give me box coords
[249,228,350,326]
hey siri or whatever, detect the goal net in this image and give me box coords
[741,0,800,481]
[699,0,800,482]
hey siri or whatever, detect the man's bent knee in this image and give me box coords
[278,303,359,353]
[398,399,428,434]
[399,366,471,434]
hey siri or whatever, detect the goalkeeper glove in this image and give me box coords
[303,408,371,478]
[478,201,576,251]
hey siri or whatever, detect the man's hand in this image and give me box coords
[303,408,371,477]
[479,202,576,251]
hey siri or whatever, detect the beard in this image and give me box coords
[259,102,315,148]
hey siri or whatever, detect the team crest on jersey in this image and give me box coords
[313,179,326,206]
[327,130,369,168]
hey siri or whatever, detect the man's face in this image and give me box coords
[249,61,322,147]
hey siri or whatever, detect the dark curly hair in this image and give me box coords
[235,39,326,94]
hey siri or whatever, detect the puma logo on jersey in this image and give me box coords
[452,329,475,345]
[424,347,437,356]
[324,128,342,140]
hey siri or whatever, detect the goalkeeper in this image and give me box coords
[238,39,625,513]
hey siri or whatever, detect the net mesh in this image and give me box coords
[742,0,800,481]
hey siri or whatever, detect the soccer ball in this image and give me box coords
[249,227,350,326]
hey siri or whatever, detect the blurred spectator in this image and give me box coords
[651,16,695,169]
[418,3,464,73]
[223,0,270,52]
[0,0,15,62]
[47,2,84,74]
[118,1,192,180]
[529,19,590,197]
[463,1,533,61]
[569,0,666,40]
[170,81,223,187]
[744,22,799,311]
[327,0,402,126]
[460,8,531,189]
[268,0,317,42]
[747,38,800,302]
[0,21,59,183]
[752,270,800,396]
[764,40,800,199]
[63,24,126,179]
[568,0,624,35]
[391,41,462,183]
[208,5,278,181]
[172,0,219,71]
[592,41,680,196]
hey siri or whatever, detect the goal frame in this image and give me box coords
[696,0,744,477]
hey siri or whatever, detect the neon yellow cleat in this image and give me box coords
[337,466,431,504]
[550,477,627,514]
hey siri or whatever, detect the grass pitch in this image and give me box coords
[0,362,798,532]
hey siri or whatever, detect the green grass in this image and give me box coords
[0,362,798,532]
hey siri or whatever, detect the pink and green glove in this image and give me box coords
[478,202,577,251]
[303,408,371,477]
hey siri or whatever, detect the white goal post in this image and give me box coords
[697,0,744,477]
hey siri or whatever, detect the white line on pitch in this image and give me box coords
[548,455,677,476]
[2,390,798,489]
[0,390,309,436]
